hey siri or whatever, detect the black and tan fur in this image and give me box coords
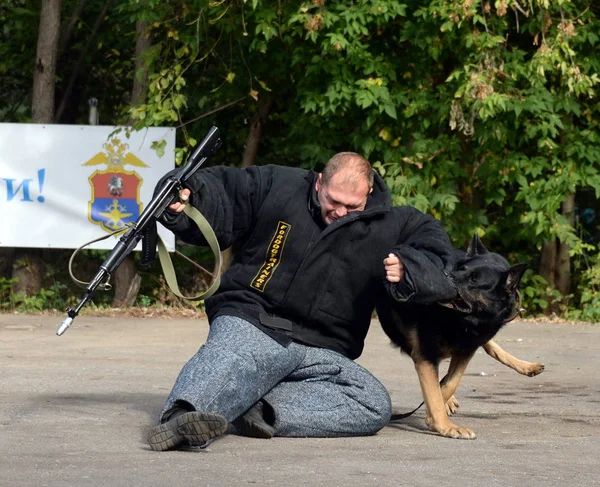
[377,234,544,439]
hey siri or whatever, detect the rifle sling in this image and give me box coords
[68,205,221,301]
[156,204,221,301]
[68,227,126,291]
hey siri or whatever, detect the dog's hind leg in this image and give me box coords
[439,353,475,416]
[483,340,545,377]
[413,358,476,439]
[444,394,460,416]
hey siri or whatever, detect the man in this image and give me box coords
[148,152,457,451]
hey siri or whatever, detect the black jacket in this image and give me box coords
[159,164,457,359]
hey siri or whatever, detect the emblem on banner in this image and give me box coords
[83,138,149,233]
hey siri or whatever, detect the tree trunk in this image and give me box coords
[55,0,111,122]
[111,256,142,308]
[539,239,558,287]
[58,0,88,57]
[111,19,151,307]
[241,93,275,168]
[131,21,151,106]
[538,193,575,313]
[556,193,575,295]
[538,239,559,315]
[32,0,61,123]
[11,251,46,297]
[13,0,62,297]
[220,93,276,273]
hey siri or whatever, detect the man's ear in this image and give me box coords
[316,173,323,192]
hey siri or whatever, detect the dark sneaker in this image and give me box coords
[148,411,228,452]
[232,404,276,439]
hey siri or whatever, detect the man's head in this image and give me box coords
[315,152,374,225]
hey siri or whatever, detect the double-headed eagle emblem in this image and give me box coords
[83,138,150,233]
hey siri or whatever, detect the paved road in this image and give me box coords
[0,314,598,486]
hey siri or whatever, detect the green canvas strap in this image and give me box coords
[156,204,221,301]
[68,205,221,301]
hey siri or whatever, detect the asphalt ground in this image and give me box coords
[0,313,598,486]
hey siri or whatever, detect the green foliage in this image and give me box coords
[520,270,562,315]
[137,294,153,307]
[11,285,64,312]
[0,0,37,121]
[1,276,73,312]
[5,0,600,319]
[0,277,18,309]
[565,250,600,321]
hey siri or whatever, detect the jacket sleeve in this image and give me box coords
[154,165,271,248]
[386,206,458,304]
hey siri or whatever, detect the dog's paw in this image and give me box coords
[524,362,545,377]
[426,417,477,439]
[437,424,477,440]
[445,395,460,415]
[516,361,545,376]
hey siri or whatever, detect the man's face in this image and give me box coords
[315,172,372,225]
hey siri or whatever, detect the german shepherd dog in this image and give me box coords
[377,234,544,439]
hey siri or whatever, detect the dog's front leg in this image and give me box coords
[413,359,476,439]
[483,340,545,377]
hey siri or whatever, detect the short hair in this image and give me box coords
[322,152,374,189]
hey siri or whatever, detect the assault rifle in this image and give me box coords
[57,126,222,336]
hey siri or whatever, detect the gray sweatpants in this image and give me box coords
[160,315,391,437]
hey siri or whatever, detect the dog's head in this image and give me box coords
[441,234,528,325]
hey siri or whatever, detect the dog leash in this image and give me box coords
[390,401,425,421]
[390,373,449,421]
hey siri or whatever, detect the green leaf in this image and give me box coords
[362,138,375,157]
[151,139,167,158]
[384,103,397,119]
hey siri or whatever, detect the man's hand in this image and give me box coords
[384,253,405,283]
[169,188,190,213]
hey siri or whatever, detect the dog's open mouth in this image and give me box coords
[438,295,472,313]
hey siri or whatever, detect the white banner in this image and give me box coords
[0,123,176,251]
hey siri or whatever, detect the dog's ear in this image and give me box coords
[466,234,488,257]
[505,263,529,293]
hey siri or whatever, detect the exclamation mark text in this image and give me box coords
[37,169,45,203]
